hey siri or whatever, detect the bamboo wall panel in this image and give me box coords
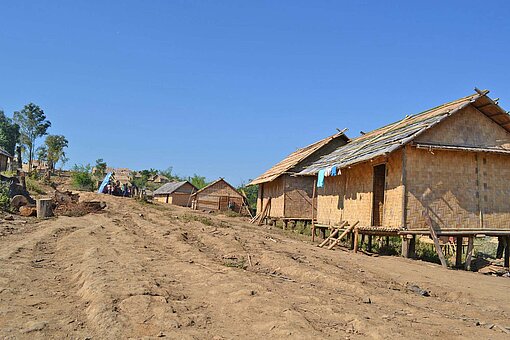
[283,175,315,218]
[171,193,192,207]
[383,150,404,227]
[342,162,373,226]
[406,148,480,230]
[316,175,345,225]
[260,177,285,218]
[416,105,510,149]
[479,153,510,230]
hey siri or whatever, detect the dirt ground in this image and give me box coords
[0,193,509,339]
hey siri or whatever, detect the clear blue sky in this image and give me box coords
[1,1,509,186]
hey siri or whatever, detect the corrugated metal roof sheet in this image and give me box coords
[299,91,506,175]
[153,181,195,195]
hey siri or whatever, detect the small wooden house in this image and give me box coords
[250,131,348,224]
[298,89,510,267]
[153,181,197,206]
[191,178,249,215]
[0,147,12,172]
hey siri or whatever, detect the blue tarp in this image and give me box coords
[98,172,113,193]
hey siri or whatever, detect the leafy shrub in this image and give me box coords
[0,182,10,211]
[26,177,46,195]
[71,164,95,191]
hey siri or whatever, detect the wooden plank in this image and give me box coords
[423,211,448,268]
[465,237,474,270]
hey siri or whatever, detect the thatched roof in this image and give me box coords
[153,181,197,195]
[299,90,510,175]
[0,147,12,158]
[249,131,349,185]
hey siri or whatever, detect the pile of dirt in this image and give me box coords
[54,200,106,217]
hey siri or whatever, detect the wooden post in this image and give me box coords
[353,228,359,253]
[350,232,355,250]
[465,237,474,270]
[409,235,416,258]
[401,236,410,258]
[36,198,53,218]
[505,236,510,268]
[367,235,372,252]
[311,179,316,242]
[455,236,463,268]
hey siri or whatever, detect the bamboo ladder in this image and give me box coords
[318,221,359,250]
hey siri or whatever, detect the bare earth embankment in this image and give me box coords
[0,193,509,339]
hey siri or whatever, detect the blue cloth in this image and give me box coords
[98,172,113,194]
[331,166,337,176]
[317,169,325,188]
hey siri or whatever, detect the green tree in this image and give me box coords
[188,174,208,189]
[238,181,258,210]
[45,135,68,172]
[13,103,51,172]
[0,110,20,157]
[71,164,94,191]
[159,166,184,182]
[95,158,107,178]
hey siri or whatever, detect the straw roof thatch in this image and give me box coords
[191,178,245,198]
[249,131,349,185]
[299,90,510,175]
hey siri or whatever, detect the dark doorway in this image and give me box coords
[372,164,386,226]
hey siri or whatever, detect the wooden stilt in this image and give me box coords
[385,236,390,247]
[283,220,288,230]
[456,236,463,268]
[505,236,510,268]
[350,232,355,250]
[409,235,416,259]
[367,235,372,252]
[353,228,359,253]
[401,236,410,258]
[465,237,474,270]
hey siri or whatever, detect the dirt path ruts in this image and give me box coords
[0,193,509,339]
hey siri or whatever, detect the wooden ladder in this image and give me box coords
[318,221,359,250]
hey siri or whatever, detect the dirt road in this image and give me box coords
[0,193,509,339]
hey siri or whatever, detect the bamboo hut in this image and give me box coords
[191,178,250,215]
[249,131,349,226]
[0,148,12,172]
[153,181,197,207]
[298,89,510,268]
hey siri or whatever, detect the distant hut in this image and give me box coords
[191,178,249,215]
[0,148,12,172]
[148,174,170,184]
[153,181,197,207]
[249,131,348,226]
[297,90,510,267]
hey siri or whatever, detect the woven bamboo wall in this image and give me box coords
[259,177,285,218]
[316,152,403,227]
[405,147,480,230]
[316,175,345,225]
[415,105,510,148]
[383,150,404,227]
[171,193,192,207]
[478,153,510,230]
[153,195,168,203]
[195,180,244,211]
[284,175,315,218]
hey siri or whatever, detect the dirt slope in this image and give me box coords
[0,193,509,339]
